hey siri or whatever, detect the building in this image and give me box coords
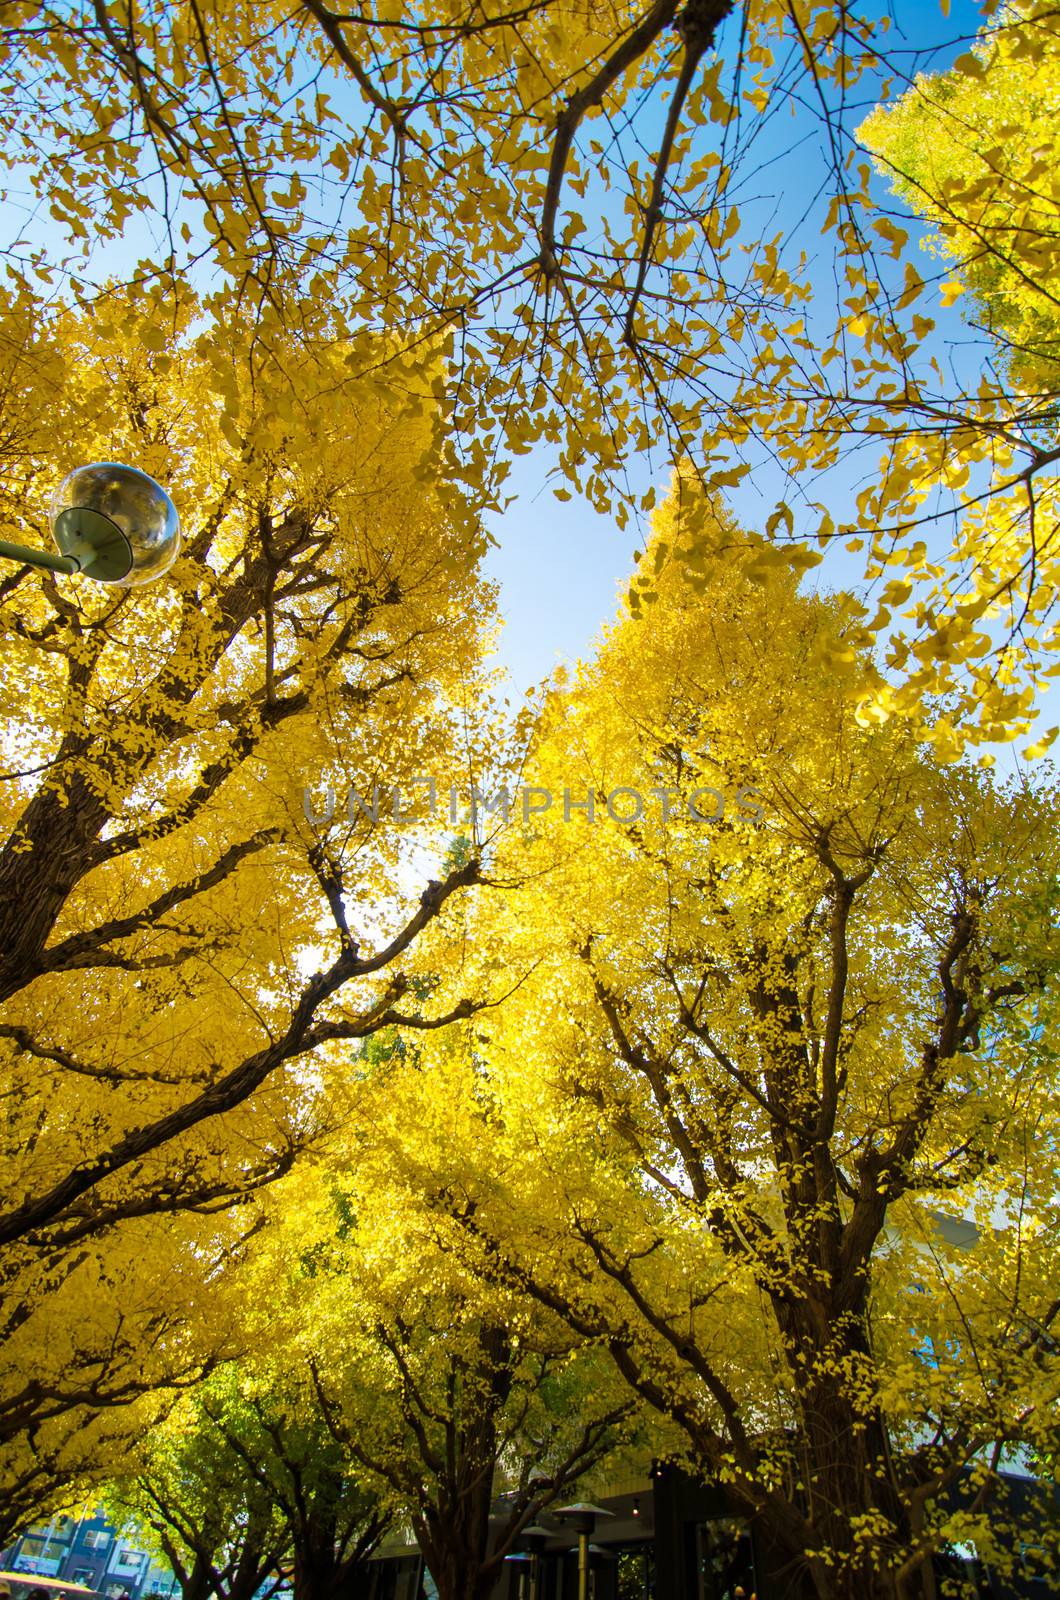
[1,1507,176,1600]
[363,1462,1056,1600]
[363,1466,758,1600]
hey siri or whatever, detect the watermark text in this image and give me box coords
[303,779,766,828]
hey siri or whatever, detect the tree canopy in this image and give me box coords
[861,0,1060,399]
[0,279,494,1529]
[108,1359,391,1600]
[246,1033,640,1600]
[1,0,1059,746]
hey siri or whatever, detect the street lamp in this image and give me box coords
[504,1551,533,1600]
[553,1504,614,1600]
[517,1524,552,1600]
[0,463,180,584]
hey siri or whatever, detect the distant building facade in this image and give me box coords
[1,1506,176,1599]
[365,1462,1055,1600]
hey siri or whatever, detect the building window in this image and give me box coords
[615,1546,654,1600]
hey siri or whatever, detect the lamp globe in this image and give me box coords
[49,462,181,585]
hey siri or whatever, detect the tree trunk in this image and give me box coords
[749,1306,939,1600]
[291,1518,341,1600]
[223,1515,285,1600]
[177,1551,215,1600]
[414,1326,512,1600]
[0,770,108,1001]
[415,1526,496,1600]
[798,1390,909,1600]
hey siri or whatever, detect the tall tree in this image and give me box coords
[452,493,1060,1599]
[0,280,491,1526]
[108,1363,390,1600]
[105,1377,291,1600]
[259,1036,639,1600]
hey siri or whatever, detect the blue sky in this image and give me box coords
[481,0,1002,694]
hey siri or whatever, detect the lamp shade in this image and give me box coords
[553,1503,615,1536]
[517,1525,552,1554]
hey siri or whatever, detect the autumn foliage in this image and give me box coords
[0,2,1059,1599]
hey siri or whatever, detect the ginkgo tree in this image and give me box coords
[247,1032,645,1600]
[0,276,495,1530]
[3,0,1059,749]
[107,1361,391,1600]
[0,1207,247,1550]
[861,0,1060,399]
[2,0,1060,1577]
[447,488,1060,1600]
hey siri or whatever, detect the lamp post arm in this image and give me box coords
[0,537,79,575]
